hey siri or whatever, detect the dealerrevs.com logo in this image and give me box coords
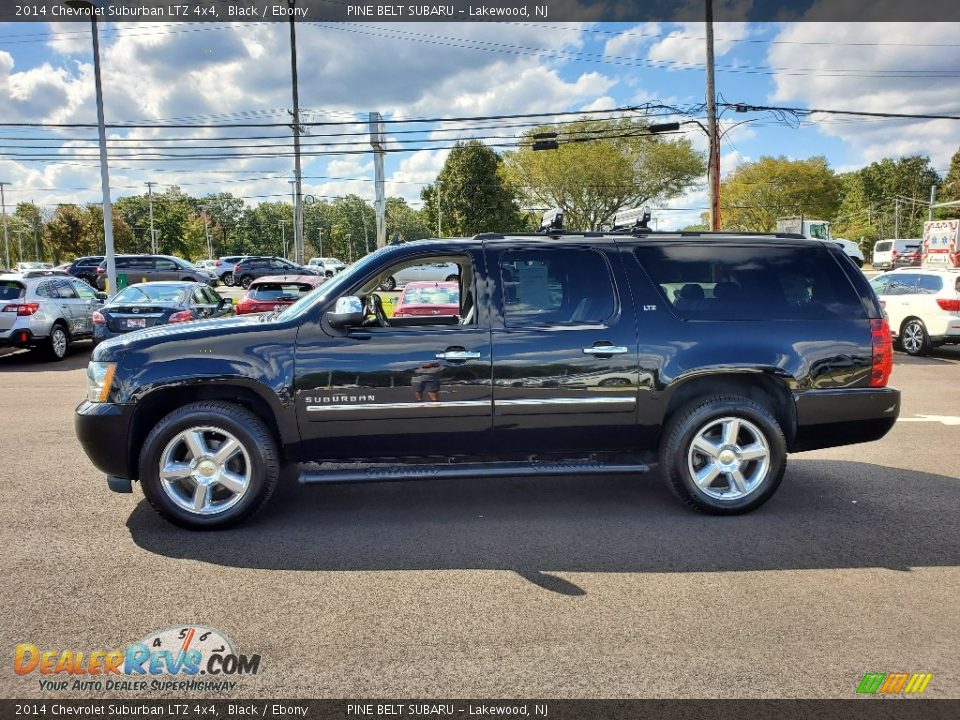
[13,625,260,693]
[857,672,934,695]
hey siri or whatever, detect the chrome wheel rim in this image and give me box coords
[159,426,251,515]
[903,322,923,353]
[687,416,771,501]
[51,328,67,357]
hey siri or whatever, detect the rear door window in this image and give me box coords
[499,249,616,326]
[635,244,864,320]
[917,275,943,294]
[886,274,919,295]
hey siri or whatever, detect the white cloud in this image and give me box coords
[768,22,960,169]
[648,22,750,65]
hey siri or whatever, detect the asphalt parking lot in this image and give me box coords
[0,342,957,699]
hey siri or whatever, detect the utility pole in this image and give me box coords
[705,0,721,231]
[145,181,157,254]
[200,205,213,259]
[32,210,39,261]
[437,181,443,237]
[0,181,9,269]
[317,227,323,257]
[929,184,937,221]
[369,112,386,248]
[14,229,23,264]
[288,0,304,265]
[279,222,287,258]
[894,198,900,239]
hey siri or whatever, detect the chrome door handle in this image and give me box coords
[582,346,629,355]
[436,350,481,361]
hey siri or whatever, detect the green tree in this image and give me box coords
[386,197,431,243]
[43,205,95,264]
[720,155,841,232]
[87,204,135,255]
[503,118,704,231]
[422,140,522,235]
[938,147,960,210]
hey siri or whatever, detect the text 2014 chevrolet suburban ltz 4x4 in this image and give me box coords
[76,232,899,529]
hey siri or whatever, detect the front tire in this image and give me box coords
[659,395,786,514]
[901,318,932,356]
[445,274,459,282]
[223,273,235,287]
[45,323,70,361]
[138,402,280,529]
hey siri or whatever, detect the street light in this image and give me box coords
[199,205,213,260]
[64,0,117,296]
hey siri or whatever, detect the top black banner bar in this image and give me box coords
[3,0,960,23]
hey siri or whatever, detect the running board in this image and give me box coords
[298,460,649,485]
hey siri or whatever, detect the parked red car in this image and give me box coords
[392,281,460,318]
[235,275,324,315]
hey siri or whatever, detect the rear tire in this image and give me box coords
[240,274,254,289]
[379,276,397,291]
[45,323,70,361]
[138,401,280,530]
[659,395,786,515]
[901,318,932,356]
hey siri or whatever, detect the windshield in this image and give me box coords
[276,247,392,322]
[112,285,187,304]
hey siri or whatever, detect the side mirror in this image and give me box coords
[96,292,108,302]
[327,296,364,328]
[220,296,233,305]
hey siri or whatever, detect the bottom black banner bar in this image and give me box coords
[3,700,959,720]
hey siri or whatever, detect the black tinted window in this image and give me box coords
[155,259,177,271]
[500,249,615,326]
[0,281,24,300]
[636,244,863,321]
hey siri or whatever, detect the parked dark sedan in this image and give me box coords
[92,281,233,345]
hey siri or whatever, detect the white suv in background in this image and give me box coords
[870,268,960,355]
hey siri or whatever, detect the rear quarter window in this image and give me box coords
[0,281,24,301]
[635,244,864,321]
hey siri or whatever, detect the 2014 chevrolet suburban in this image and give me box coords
[76,232,900,529]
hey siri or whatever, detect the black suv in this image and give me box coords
[76,232,899,529]
[233,256,320,288]
[65,256,104,286]
[95,255,218,290]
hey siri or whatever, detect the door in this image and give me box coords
[294,251,491,459]
[488,242,640,454]
[878,273,919,334]
[153,257,180,282]
[51,279,87,336]
[69,278,100,335]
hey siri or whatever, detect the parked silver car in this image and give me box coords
[378,261,461,291]
[0,272,104,360]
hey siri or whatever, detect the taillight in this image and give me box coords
[936,298,960,312]
[234,264,242,273]
[2,303,40,316]
[891,250,899,258]
[92,311,106,325]
[168,310,193,323]
[96,267,105,274]
[870,318,893,388]
[215,260,222,267]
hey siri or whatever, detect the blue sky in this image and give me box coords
[1,20,957,229]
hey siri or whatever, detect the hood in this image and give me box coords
[92,313,276,362]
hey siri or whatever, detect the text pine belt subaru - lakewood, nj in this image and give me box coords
[75,230,899,529]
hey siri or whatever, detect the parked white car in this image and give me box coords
[307,257,347,277]
[872,239,922,271]
[378,261,461,291]
[870,268,960,355]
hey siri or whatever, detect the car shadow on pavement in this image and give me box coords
[0,344,92,371]
[126,459,960,594]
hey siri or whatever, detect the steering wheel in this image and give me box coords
[365,293,390,327]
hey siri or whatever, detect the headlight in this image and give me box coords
[86,362,116,403]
